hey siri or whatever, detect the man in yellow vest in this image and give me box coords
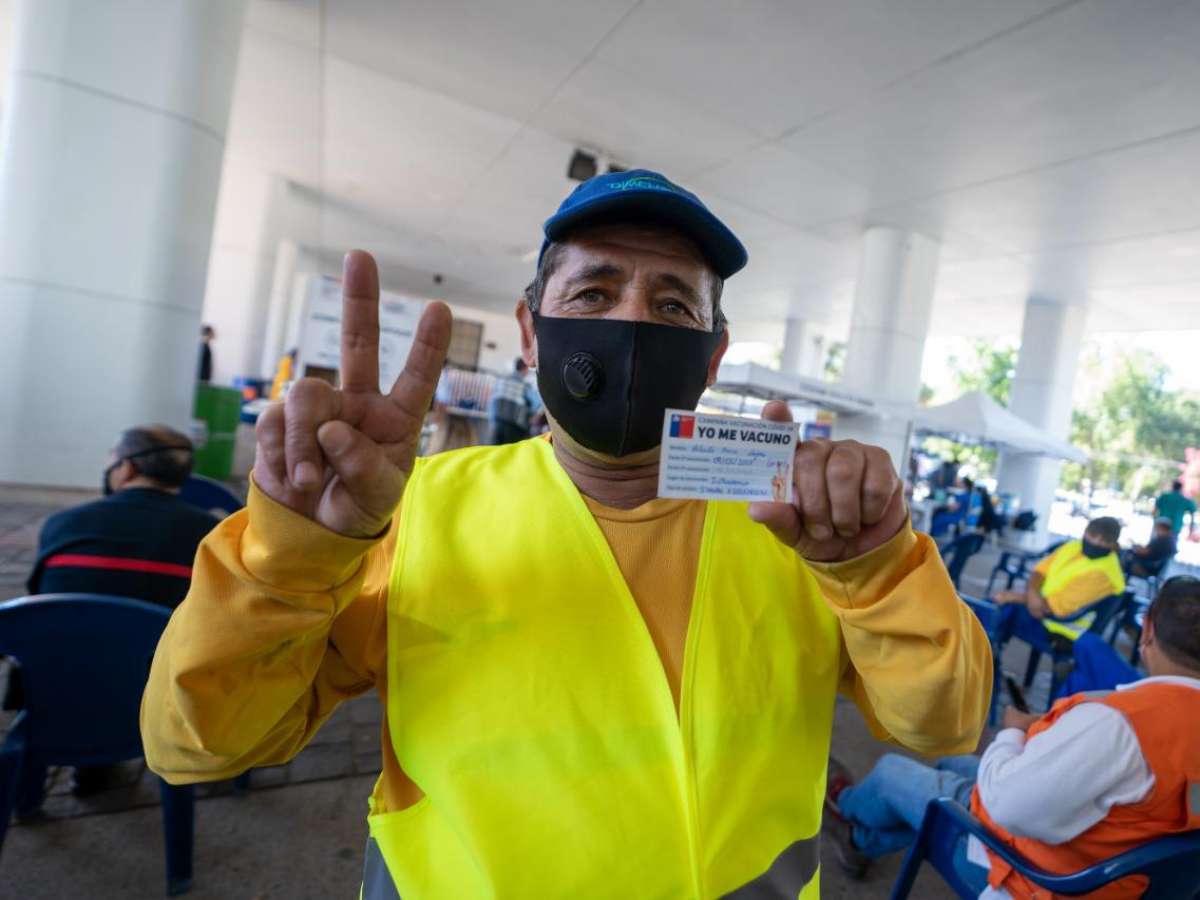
[141,170,991,898]
[993,516,1125,648]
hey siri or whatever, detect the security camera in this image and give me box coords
[567,149,598,182]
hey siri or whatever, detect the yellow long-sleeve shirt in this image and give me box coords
[141,477,991,816]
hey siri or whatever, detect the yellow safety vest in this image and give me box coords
[365,438,843,899]
[1040,540,1124,640]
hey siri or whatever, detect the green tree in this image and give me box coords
[1063,349,1200,500]
[947,339,1018,406]
[922,338,1019,477]
[822,340,846,382]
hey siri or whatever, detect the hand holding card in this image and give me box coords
[657,409,796,502]
[746,400,907,564]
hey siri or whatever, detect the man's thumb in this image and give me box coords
[762,400,793,423]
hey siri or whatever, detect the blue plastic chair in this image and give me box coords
[1016,593,1126,695]
[962,592,1123,721]
[1108,591,1152,665]
[930,506,967,540]
[939,532,985,590]
[0,594,195,895]
[890,798,1200,899]
[961,594,1007,724]
[178,475,243,519]
[984,539,1067,596]
[1122,553,1171,604]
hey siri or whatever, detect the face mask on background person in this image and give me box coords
[102,445,193,496]
[532,312,723,458]
[102,459,122,496]
[1080,538,1112,559]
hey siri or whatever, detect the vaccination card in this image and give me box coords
[657,409,797,502]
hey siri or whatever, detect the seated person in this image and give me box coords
[1122,517,1176,578]
[827,574,1200,897]
[959,477,982,527]
[991,516,1125,648]
[976,486,1004,537]
[26,424,218,604]
[6,424,218,799]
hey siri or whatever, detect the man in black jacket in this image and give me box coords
[27,425,218,603]
[8,425,219,800]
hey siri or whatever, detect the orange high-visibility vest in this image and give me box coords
[971,681,1200,899]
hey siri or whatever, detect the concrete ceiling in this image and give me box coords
[12,0,1200,339]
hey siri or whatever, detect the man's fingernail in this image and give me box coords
[323,426,352,455]
[294,461,319,487]
[810,523,833,541]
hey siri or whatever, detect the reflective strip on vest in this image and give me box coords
[1191,782,1200,818]
[362,837,401,900]
[723,836,820,898]
[361,833,819,899]
[1042,611,1096,641]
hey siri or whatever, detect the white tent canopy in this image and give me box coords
[912,391,1088,463]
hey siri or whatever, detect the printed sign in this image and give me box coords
[297,275,426,392]
[658,409,797,502]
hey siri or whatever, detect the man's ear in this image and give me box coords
[516,298,537,370]
[705,328,730,386]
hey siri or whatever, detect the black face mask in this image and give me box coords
[102,461,121,496]
[1081,538,1111,559]
[102,445,193,496]
[532,313,724,457]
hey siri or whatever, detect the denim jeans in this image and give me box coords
[994,603,1056,654]
[837,753,990,893]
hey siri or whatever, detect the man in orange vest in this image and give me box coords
[827,575,1200,897]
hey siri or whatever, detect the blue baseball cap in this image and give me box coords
[539,169,748,279]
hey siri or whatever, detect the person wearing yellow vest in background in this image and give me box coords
[827,575,1200,898]
[992,517,1125,648]
[269,347,297,401]
[140,170,991,898]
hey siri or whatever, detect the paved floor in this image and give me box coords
[0,483,1044,898]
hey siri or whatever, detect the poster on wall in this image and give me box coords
[297,274,426,392]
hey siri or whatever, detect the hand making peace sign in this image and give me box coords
[253,251,453,537]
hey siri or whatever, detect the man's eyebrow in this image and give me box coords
[560,263,624,292]
[654,273,702,306]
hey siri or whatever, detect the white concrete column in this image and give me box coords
[203,176,321,382]
[997,299,1088,543]
[780,318,825,378]
[0,0,247,486]
[835,228,941,466]
[260,239,300,377]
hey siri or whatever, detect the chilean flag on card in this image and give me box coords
[669,413,695,438]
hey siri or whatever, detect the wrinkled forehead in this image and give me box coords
[556,222,713,276]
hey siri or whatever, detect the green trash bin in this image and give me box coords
[192,384,242,480]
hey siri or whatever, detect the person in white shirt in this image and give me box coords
[826,575,1200,898]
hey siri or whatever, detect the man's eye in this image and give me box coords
[575,289,606,304]
[661,300,691,316]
